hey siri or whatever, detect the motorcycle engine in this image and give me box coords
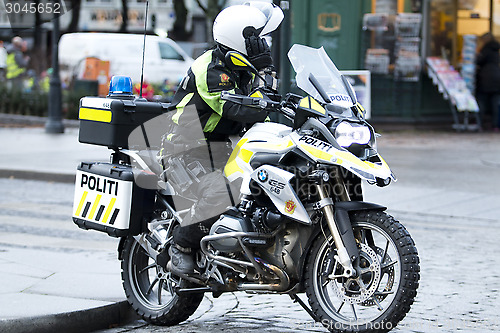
[252,207,282,232]
[209,213,252,252]
[209,204,283,253]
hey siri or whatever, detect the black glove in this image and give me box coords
[245,35,273,70]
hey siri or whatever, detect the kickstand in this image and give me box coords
[289,293,320,322]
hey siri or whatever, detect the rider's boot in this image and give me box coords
[167,243,196,275]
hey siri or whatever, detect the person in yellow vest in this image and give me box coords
[6,36,30,90]
[26,68,51,93]
[39,68,51,93]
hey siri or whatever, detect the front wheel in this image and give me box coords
[121,236,204,325]
[304,211,419,333]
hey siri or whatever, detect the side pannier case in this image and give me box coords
[72,162,156,237]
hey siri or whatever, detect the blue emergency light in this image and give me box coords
[108,76,133,96]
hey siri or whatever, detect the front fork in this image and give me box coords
[314,168,359,278]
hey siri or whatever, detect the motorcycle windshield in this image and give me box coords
[288,44,357,114]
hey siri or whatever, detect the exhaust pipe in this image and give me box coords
[237,263,290,292]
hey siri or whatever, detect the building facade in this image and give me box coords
[291,0,500,122]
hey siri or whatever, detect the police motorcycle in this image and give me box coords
[73,44,419,333]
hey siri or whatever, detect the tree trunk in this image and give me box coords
[195,0,225,43]
[66,0,82,33]
[170,0,190,40]
[119,0,128,33]
[31,0,45,74]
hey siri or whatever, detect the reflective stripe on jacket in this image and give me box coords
[6,52,26,79]
[168,48,267,139]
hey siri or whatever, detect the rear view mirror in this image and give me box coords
[341,75,358,105]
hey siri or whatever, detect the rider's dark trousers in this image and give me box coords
[172,142,236,249]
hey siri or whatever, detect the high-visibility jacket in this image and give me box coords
[168,47,267,141]
[6,52,26,79]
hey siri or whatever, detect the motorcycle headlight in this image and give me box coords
[334,121,371,147]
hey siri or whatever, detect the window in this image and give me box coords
[429,0,494,65]
[158,42,183,60]
[457,0,490,36]
[492,0,500,37]
[429,0,454,59]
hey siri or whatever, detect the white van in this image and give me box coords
[59,32,194,86]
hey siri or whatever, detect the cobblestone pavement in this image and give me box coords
[93,214,500,333]
[0,178,116,250]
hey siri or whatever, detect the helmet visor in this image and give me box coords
[244,2,284,36]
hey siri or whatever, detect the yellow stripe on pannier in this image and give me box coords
[102,198,117,224]
[75,191,88,216]
[88,194,102,220]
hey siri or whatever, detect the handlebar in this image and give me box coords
[220,91,280,109]
[220,91,296,121]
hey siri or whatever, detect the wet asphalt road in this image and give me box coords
[93,214,500,333]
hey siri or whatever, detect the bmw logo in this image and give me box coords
[258,170,268,182]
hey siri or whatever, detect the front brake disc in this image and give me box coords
[329,243,381,305]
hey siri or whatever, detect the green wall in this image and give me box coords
[290,0,451,120]
[292,0,372,70]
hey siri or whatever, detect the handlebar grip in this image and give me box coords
[281,107,296,119]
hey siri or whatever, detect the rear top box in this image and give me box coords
[79,97,170,149]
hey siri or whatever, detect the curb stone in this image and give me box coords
[0,113,79,128]
[0,169,75,183]
[0,301,138,333]
[481,158,500,168]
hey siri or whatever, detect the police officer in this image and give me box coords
[165,2,283,275]
[6,36,30,90]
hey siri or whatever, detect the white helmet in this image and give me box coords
[213,2,284,56]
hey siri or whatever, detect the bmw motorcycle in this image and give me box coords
[73,44,419,332]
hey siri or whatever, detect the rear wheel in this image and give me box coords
[121,236,203,325]
[304,211,419,332]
